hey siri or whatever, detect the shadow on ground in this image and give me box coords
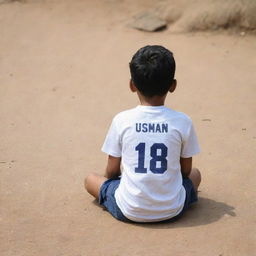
[93,196,236,228]
[131,197,236,229]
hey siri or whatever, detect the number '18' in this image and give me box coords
[135,143,168,174]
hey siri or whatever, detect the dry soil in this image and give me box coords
[0,1,256,256]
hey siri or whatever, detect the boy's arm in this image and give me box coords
[104,155,121,179]
[180,157,192,178]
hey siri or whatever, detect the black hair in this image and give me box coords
[129,45,176,97]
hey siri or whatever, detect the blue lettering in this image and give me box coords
[162,124,168,133]
[135,123,168,133]
[136,123,141,132]
[155,124,161,133]
[148,123,154,132]
[142,123,148,132]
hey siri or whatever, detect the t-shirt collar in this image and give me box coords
[136,105,167,112]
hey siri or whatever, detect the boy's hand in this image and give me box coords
[180,157,192,178]
[104,155,121,179]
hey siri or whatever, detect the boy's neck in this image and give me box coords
[137,92,167,106]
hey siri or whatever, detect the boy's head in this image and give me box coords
[129,45,176,98]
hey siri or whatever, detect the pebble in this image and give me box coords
[131,12,167,32]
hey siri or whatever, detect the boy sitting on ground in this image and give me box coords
[85,45,201,223]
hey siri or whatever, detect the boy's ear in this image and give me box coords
[130,79,137,92]
[169,79,177,93]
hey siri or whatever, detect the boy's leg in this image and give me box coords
[188,168,201,191]
[84,173,107,200]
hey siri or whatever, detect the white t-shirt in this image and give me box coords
[102,105,200,222]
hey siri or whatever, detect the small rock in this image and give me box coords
[240,31,245,36]
[131,12,167,32]
[202,118,211,121]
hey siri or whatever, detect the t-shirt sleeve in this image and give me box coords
[181,121,200,158]
[101,117,122,157]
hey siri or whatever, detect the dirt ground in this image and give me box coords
[0,0,255,255]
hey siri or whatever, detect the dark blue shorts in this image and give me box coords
[99,177,198,223]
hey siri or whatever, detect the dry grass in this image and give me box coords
[155,0,256,32]
[1,0,256,32]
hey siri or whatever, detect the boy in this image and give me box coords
[85,45,201,223]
